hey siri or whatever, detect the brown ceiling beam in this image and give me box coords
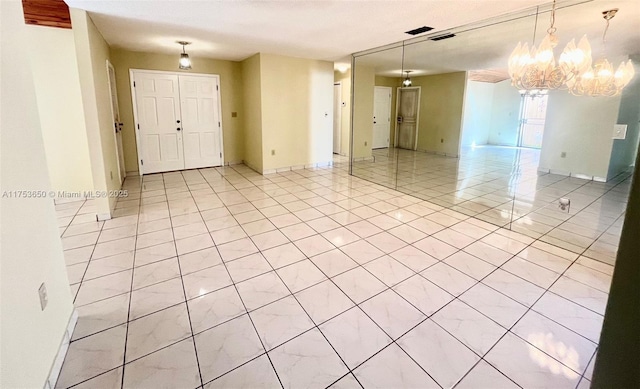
[22,0,72,29]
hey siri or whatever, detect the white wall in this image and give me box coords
[27,25,94,194]
[487,79,522,146]
[71,8,121,217]
[539,90,621,179]
[461,80,494,146]
[335,69,352,156]
[1,2,75,387]
[608,57,640,179]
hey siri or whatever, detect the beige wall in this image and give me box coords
[260,53,334,171]
[374,76,399,147]
[335,69,352,156]
[1,2,74,387]
[241,54,263,172]
[352,64,375,158]
[109,49,245,170]
[71,9,120,215]
[540,90,621,179]
[411,72,467,156]
[27,25,94,193]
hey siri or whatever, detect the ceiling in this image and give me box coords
[63,0,562,63]
[356,0,640,77]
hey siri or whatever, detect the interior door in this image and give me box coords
[373,86,391,149]
[134,72,184,174]
[179,75,223,169]
[107,61,126,183]
[397,88,420,150]
[519,94,548,149]
[333,83,342,154]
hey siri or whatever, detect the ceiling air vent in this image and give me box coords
[405,26,434,35]
[430,33,456,41]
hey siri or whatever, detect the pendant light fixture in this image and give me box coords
[566,9,635,97]
[403,71,413,87]
[508,0,591,91]
[177,41,192,70]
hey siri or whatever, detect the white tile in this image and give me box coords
[399,319,480,388]
[393,274,454,316]
[250,295,314,350]
[340,240,385,265]
[432,300,506,356]
[549,276,608,315]
[269,328,348,389]
[311,249,358,278]
[182,265,233,299]
[413,236,458,260]
[360,289,426,339]
[204,355,280,389]
[455,360,519,389]
[320,307,391,368]
[188,285,245,334]
[502,257,560,289]
[459,283,527,328]
[195,314,265,383]
[389,245,438,272]
[226,253,273,283]
[354,343,439,389]
[485,332,581,388]
[532,293,604,343]
[332,267,387,304]
[262,242,306,269]
[295,280,354,324]
[178,247,222,275]
[364,255,414,287]
[444,251,496,280]
[129,278,185,320]
[235,271,290,311]
[482,269,545,307]
[276,259,327,293]
[421,262,476,296]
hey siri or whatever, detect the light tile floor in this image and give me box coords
[55,158,619,388]
[353,146,630,265]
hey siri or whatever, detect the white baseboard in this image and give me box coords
[262,161,334,175]
[96,212,112,221]
[45,309,78,389]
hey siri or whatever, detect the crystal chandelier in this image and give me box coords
[566,9,635,97]
[508,0,591,91]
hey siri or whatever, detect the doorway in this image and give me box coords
[333,82,342,154]
[373,86,392,149]
[106,60,126,184]
[517,94,548,149]
[130,70,224,174]
[395,87,421,150]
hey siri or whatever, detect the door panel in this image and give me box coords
[179,75,222,169]
[373,87,391,149]
[519,95,548,149]
[397,88,420,150]
[333,84,341,154]
[134,72,184,174]
[107,62,126,183]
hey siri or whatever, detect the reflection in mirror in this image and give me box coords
[351,45,403,188]
[349,0,639,266]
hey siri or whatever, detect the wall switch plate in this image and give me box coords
[613,124,628,140]
[39,283,48,311]
[561,152,567,158]
[231,112,237,118]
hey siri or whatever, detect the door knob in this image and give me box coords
[177,127,182,131]
[373,121,377,124]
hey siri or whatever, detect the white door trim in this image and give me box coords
[394,86,421,150]
[129,69,224,174]
[333,82,342,155]
[106,59,124,185]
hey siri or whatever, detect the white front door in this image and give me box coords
[333,83,342,154]
[134,72,184,174]
[373,86,391,149]
[179,75,223,169]
[107,61,126,184]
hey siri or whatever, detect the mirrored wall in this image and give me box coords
[349,0,640,266]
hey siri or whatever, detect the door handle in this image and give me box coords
[177,127,182,131]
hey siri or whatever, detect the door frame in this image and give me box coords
[394,86,421,150]
[129,69,225,175]
[373,86,392,149]
[106,59,125,184]
[333,82,342,155]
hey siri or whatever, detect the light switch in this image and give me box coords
[613,124,628,139]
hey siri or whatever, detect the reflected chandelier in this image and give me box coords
[508,0,592,91]
[566,9,635,97]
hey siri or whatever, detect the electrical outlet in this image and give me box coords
[38,283,48,311]
[271,149,275,156]
[561,152,567,158]
[231,112,237,118]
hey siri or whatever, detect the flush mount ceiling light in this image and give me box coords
[566,9,635,97]
[403,71,413,87]
[508,0,591,91]
[177,41,192,70]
